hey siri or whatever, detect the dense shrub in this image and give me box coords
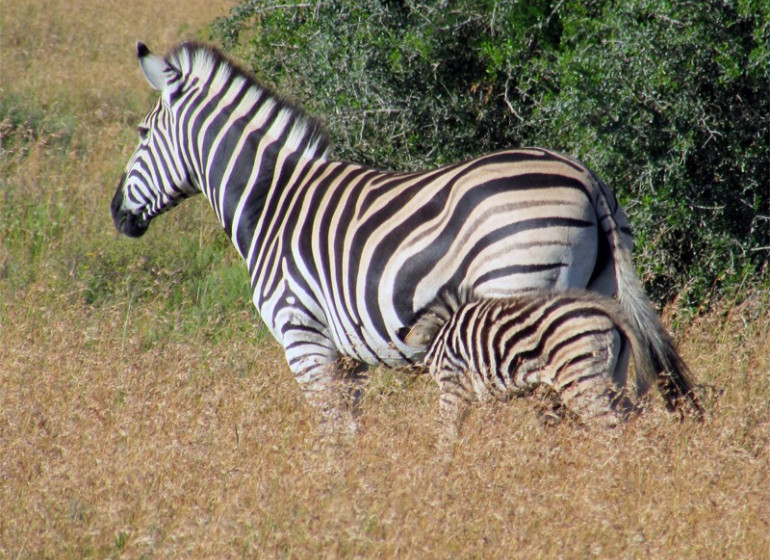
[213,0,769,306]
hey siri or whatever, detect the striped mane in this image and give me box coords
[165,41,330,158]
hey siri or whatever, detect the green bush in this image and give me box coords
[213,0,769,307]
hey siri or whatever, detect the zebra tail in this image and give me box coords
[595,181,704,418]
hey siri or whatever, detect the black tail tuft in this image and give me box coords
[648,337,704,419]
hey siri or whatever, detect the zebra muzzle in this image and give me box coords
[111,176,150,238]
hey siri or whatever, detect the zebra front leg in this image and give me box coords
[283,329,366,438]
[292,355,367,438]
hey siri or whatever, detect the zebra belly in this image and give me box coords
[329,318,419,366]
[261,279,419,367]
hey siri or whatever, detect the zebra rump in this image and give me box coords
[401,289,658,438]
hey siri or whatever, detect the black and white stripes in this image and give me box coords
[401,289,657,441]
[111,41,700,429]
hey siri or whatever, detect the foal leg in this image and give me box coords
[549,329,629,428]
[435,367,475,452]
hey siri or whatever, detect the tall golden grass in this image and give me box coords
[1,1,768,558]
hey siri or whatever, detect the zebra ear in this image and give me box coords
[396,326,412,343]
[398,325,433,348]
[402,328,432,348]
[136,42,180,92]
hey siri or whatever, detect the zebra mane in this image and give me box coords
[164,41,331,158]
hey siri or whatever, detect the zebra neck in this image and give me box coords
[194,103,329,261]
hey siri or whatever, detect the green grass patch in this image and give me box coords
[0,92,79,155]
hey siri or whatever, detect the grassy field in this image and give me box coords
[1,1,768,558]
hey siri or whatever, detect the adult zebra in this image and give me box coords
[111,41,701,430]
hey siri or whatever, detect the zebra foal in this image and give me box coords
[401,289,657,442]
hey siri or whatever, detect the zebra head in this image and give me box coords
[111,42,196,237]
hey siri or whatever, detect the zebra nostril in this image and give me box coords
[117,211,149,238]
[111,176,150,238]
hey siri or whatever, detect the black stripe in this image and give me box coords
[251,161,336,301]
[545,325,618,371]
[214,102,282,228]
[554,355,603,390]
[492,298,558,362]
[390,174,594,324]
[512,310,615,368]
[185,71,228,188]
[473,262,567,288]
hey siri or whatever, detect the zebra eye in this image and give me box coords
[138,126,150,141]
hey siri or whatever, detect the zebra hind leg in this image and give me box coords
[550,336,632,430]
[557,373,629,429]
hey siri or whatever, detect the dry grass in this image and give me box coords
[1,1,769,559]
[2,288,768,559]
